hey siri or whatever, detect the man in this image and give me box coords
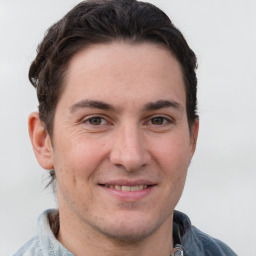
[14,0,237,255]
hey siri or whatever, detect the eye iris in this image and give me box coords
[152,117,164,125]
[89,117,102,125]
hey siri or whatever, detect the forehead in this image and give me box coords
[61,42,186,110]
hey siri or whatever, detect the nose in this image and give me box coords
[109,124,151,171]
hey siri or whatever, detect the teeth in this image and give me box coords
[122,186,131,191]
[105,184,148,191]
[115,185,121,190]
[131,186,138,191]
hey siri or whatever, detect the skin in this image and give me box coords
[29,42,199,256]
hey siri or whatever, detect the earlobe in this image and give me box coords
[28,112,54,170]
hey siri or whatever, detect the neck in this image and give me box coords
[56,208,174,256]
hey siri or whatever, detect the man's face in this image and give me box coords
[48,43,198,241]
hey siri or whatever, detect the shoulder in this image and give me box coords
[13,209,74,256]
[173,211,237,256]
[188,226,237,256]
[13,236,44,256]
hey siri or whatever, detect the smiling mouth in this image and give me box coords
[102,184,152,191]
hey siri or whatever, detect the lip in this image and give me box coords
[98,179,156,201]
[99,179,156,186]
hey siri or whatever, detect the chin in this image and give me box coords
[90,212,167,242]
[99,225,157,242]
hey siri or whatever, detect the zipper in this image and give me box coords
[170,246,184,256]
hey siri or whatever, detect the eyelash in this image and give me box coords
[147,116,173,126]
[82,115,173,127]
[83,116,109,126]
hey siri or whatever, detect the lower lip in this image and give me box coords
[100,185,155,201]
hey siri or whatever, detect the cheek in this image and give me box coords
[151,135,191,197]
[52,136,111,208]
[53,141,99,211]
[54,135,107,177]
[154,137,191,171]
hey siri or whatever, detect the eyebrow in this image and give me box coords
[69,99,115,113]
[143,100,182,111]
[69,99,182,113]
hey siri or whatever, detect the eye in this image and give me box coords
[87,117,107,125]
[150,116,170,125]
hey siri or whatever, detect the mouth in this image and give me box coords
[99,183,155,201]
[103,184,151,191]
[98,180,156,200]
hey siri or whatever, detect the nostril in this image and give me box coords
[114,164,140,172]
[116,164,125,169]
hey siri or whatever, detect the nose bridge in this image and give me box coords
[110,121,150,171]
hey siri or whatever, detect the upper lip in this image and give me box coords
[99,179,156,186]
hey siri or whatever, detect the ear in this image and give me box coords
[28,112,54,170]
[189,118,199,159]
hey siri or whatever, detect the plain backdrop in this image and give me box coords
[1,1,255,255]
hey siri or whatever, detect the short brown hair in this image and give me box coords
[29,0,198,137]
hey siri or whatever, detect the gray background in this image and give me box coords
[1,1,255,255]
